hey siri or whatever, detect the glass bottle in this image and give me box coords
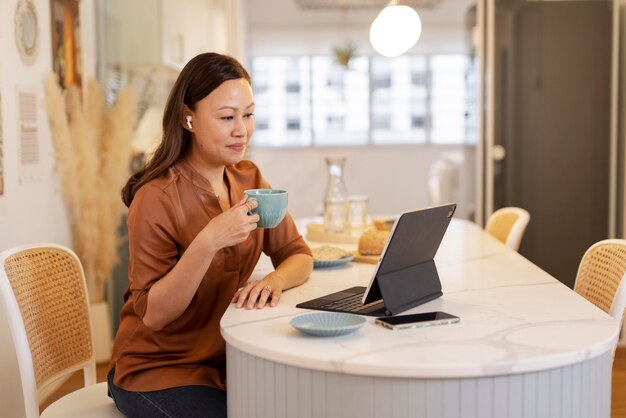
[323,157,349,233]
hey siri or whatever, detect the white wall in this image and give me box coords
[0,1,97,415]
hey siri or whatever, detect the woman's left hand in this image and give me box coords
[232,276,282,309]
[232,254,312,310]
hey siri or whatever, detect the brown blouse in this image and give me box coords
[110,159,311,392]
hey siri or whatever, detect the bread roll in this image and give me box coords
[358,229,390,255]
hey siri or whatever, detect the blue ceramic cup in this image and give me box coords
[244,189,288,228]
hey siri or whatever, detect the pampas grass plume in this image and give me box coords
[44,75,77,209]
[44,76,137,302]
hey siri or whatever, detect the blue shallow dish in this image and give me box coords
[313,254,355,269]
[290,312,366,337]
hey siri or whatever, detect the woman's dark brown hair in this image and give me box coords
[121,53,251,207]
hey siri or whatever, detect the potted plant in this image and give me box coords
[332,40,357,68]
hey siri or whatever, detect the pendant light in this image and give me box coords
[369,0,422,58]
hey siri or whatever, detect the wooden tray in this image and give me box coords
[306,223,381,264]
[306,223,361,244]
[352,250,379,264]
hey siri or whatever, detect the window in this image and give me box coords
[371,55,428,144]
[252,57,311,146]
[429,55,467,144]
[311,56,369,146]
[251,54,468,147]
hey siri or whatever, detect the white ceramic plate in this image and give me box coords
[313,253,355,269]
[290,312,366,337]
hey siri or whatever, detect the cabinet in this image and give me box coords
[102,0,239,70]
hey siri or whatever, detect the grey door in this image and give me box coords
[492,0,611,287]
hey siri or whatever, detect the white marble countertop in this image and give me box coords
[220,219,619,379]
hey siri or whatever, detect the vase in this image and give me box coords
[323,157,349,233]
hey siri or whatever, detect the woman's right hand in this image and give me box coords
[198,197,260,252]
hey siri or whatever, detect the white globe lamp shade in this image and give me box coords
[369,5,422,58]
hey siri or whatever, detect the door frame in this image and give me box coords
[611,0,626,238]
[474,0,495,226]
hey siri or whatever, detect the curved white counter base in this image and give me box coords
[227,346,611,418]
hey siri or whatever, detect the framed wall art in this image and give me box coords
[14,0,40,66]
[17,86,43,184]
[50,0,82,88]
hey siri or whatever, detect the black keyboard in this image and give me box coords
[319,292,383,313]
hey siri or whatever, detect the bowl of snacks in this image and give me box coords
[311,245,355,269]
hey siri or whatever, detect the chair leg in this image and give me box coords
[84,363,97,386]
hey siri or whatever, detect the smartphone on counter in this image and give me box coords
[375,311,460,330]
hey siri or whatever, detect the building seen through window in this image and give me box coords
[251,54,468,147]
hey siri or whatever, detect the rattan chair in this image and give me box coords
[574,239,626,324]
[0,244,121,417]
[485,207,530,251]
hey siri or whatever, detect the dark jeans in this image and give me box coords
[107,369,227,418]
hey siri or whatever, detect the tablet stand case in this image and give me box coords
[363,204,454,315]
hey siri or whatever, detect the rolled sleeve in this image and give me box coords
[263,212,312,268]
[127,184,180,318]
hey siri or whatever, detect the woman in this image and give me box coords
[108,53,313,418]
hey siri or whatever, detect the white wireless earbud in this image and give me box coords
[186,115,193,129]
